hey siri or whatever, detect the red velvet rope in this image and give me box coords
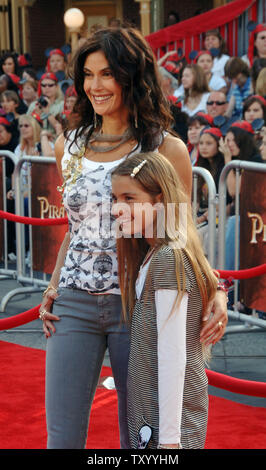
[0,211,265,397]
[0,307,265,397]
[0,210,68,225]
[217,264,266,280]
[0,304,40,330]
[206,369,266,398]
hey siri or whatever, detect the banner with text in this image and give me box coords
[240,170,266,312]
[31,162,67,274]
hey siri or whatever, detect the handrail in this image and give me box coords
[146,0,260,60]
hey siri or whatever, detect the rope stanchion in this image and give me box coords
[1,207,265,398]
[0,305,41,330]
[0,210,68,225]
[206,369,266,398]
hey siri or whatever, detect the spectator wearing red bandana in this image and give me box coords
[219,119,263,281]
[187,112,214,165]
[219,120,262,200]
[26,72,64,139]
[243,94,266,125]
[46,49,66,74]
[246,24,266,67]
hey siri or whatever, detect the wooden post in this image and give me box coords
[135,0,151,36]
[0,0,10,50]
[11,0,20,51]
[151,0,164,32]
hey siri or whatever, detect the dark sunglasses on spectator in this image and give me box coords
[207,101,227,106]
[41,83,56,88]
[19,123,30,128]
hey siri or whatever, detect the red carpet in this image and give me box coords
[0,340,266,449]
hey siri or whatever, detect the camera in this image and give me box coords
[38,96,49,108]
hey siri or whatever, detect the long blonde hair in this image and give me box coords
[18,114,41,150]
[255,67,266,96]
[111,151,218,322]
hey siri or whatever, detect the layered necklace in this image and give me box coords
[87,127,133,153]
[57,126,135,199]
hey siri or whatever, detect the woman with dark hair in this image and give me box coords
[27,72,64,138]
[219,122,262,276]
[243,94,266,124]
[0,73,27,114]
[0,52,19,76]
[221,121,262,196]
[187,112,214,165]
[196,127,225,222]
[0,116,19,257]
[37,26,228,449]
[180,64,210,117]
[196,51,227,93]
[242,24,266,67]
[204,29,230,78]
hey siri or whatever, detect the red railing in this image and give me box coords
[146,0,261,61]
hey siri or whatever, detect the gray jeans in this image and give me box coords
[45,287,130,449]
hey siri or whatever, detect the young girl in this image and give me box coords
[187,112,214,166]
[180,64,210,117]
[111,151,219,449]
[196,51,227,93]
[196,127,225,223]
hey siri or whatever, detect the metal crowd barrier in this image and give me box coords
[218,160,266,332]
[1,153,265,333]
[0,152,56,312]
[192,167,217,268]
[0,151,19,280]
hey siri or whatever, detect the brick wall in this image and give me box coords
[122,0,140,28]
[28,0,66,70]
[164,0,213,25]
[27,0,214,69]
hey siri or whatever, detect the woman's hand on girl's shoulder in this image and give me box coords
[200,290,228,345]
[159,134,192,199]
[54,133,65,178]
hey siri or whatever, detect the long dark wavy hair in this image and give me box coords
[226,126,260,161]
[66,26,173,153]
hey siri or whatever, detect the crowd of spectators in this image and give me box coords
[158,25,266,315]
[0,47,77,261]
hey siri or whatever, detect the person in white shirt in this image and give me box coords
[196,51,227,93]
[180,64,210,117]
[203,29,230,79]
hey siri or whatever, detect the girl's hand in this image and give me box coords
[200,290,228,346]
[39,288,60,338]
[157,50,178,66]
[219,137,232,163]
[197,211,208,224]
